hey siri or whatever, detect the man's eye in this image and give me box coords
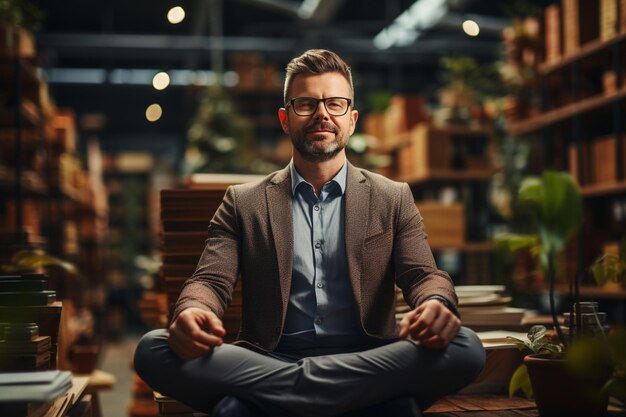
[298,100,315,110]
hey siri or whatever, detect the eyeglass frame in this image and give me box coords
[285,96,353,116]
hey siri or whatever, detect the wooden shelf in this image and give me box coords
[539,32,626,75]
[507,86,626,136]
[372,124,493,154]
[580,180,626,197]
[400,169,494,185]
[430,124,494,136]
[430,242,496,252]
[555,284,626,300]
[0,100,42,128]
[0,165,48,197]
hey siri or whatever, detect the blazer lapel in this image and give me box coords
[344,163,370,310]
[266,167,294,323]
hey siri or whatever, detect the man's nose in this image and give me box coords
[313,100,330,119]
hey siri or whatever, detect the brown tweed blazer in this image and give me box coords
[173,163,457,351]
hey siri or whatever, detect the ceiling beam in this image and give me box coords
[37,33,502,62]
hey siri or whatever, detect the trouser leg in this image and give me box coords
[134,327,485,417]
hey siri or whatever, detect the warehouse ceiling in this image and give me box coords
[29,0,550,155]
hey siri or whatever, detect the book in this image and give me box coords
[0,279,46,292]
[0,302,63,343]
[544,4,562,64]
[0,335,51,354]
[1,322,39,340]
[600,0,619,39]
[0,370,72,402]
[0,290,56,306]
[0,351,51,371]
[476,330,529,350]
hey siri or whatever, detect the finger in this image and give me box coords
[179,315,223,347]
[411,307,437,337]
[398,311,419,338]
[203,313,226,337]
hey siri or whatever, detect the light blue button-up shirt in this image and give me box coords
[276,160,366,353]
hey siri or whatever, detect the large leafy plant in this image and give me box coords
[495,170,583,344]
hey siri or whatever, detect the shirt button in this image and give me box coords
[316,282,324,288]
[313,205,320,211]
[315,318,323,325]
[315,241,322,249]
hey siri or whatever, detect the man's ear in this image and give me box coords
[278,108,289,134]
[348,109,359,136]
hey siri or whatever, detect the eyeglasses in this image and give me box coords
[286,97,352,116]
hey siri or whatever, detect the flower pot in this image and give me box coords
[524,353,608,417]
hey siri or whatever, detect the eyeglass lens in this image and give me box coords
[292,97,349,116]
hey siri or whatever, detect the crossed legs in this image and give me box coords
[134,327,485,417]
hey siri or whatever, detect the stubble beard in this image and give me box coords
[291,121,348,162]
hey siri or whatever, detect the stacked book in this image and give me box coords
[0,370,80,417]
[0,273,59,370]
[0,323,51,372]
[395,285,527,331]
[158,187,245,341]
[456,285,526,331]
[159,189,226,317]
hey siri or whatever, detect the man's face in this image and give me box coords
[278,72,358,163]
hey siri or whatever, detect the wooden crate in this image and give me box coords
[416,202,465,249]
[398,124,451,179]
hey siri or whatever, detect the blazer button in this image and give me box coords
[274,327,280,335]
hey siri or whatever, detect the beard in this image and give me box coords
[290,120,349,162]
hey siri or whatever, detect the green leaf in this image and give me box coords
[509,364,533,399]
[527,325,546,343]
[518,176,543,204]
[494,233,538,252]
[591,254,625,286]
[537,171,582,255]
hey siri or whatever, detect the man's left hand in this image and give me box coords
[398,299,461,349]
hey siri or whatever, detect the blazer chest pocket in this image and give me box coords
[364,230,393,250]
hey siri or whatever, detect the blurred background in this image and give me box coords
[2,0,626,415]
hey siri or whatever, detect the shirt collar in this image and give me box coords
[289,159,347,196]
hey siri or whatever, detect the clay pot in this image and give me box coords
[524,353,608,417]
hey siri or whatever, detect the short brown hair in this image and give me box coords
[284,49,354,103]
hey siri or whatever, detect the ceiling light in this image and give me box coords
[152,72,170,90]
[298,0,320,19]
[374,0,448,49]
[462,20,480,36]
[145,104,163,122]
[167,6,185,24]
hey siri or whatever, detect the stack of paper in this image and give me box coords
[456,285,526,329]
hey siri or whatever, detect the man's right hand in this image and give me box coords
[168,307,226,360]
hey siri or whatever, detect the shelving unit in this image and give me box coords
[506,1,626,324]
[365,99,496,284]
[509,4,625,242]
[0,24,110,367]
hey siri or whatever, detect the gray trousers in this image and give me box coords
[134,327,485,417]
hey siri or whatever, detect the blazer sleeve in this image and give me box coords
[171,186,241,322]
[393,183,458,311]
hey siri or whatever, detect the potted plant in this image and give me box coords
[496,171,613,415]
[565,237,626,408]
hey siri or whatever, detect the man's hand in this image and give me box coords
[398,299,461,349]
[168,307,226,360]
